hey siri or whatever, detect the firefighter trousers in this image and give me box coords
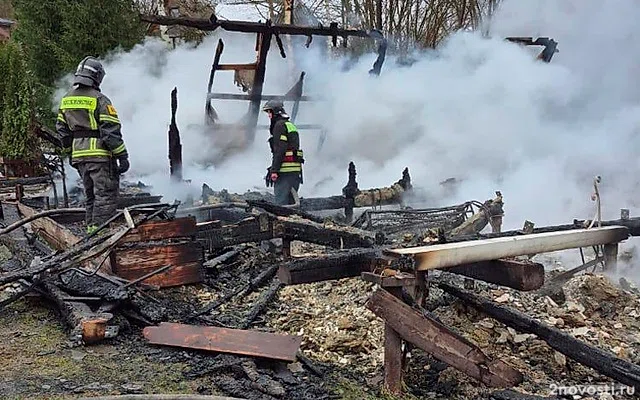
[274,172,301,206]
[76,161,119,227]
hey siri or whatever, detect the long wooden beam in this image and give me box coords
[387,226,628,271]
[439,282,640,390]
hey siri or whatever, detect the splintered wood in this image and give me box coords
[143,322,302,362]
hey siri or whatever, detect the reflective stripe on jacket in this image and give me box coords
[271,119,303,173]
[56,85,128,165]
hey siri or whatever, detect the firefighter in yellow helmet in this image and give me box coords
[263,100,304,205]
[56,56,130,234]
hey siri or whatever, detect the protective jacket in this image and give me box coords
[56,85,128,166]
[269,116,303,173]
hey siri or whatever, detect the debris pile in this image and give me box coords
[2,170,640,400]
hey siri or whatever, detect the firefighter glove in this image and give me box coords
[265,167,274,187]
[116,156,130,174]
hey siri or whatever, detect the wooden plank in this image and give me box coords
[443,259,545,291]
[120,217,197,243]
[17,202,79,250]
[438,282,640,391]
[603,243,618,272]
[383,287,403,395]
[17,202,114,274]
[366,289,523,388]
[113,242,204,288]
[387,226,629,271]
[115,261,203,287]
[143,322,302,362]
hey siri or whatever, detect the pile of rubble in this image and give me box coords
[2,167,640,399]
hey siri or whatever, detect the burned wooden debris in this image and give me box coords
[195,211,382,252]
[4,166,640,400]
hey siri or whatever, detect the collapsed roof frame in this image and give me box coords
[141,13,388,145]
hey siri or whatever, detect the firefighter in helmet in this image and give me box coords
[263,100,304,205]
[56,56,130,234]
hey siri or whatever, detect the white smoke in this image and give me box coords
[53,0,640,282]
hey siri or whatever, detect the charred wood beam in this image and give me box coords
[54,269,167,323]
[207,39,224,94]
[203,246,244,269]
[446,216,640,244]
[278,248,380,285]
[245,199,324,223]
[299,195,346,211]
[0,176,51,187]
[443,259,545,291]
[239,278,283,329]
[189,264,278,320]
[168,87,182,182]
[40,279,117,345]
[280,215,381,247]
[438,282,640,390]
[140,14,375,39]
[365,288,523,388]
[196,213,381,251]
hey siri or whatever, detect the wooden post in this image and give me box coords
[15,184,23,202]
[383,286,403,395]
[342,162,358,223]
[603,243,618,272]
[282,238,291,259]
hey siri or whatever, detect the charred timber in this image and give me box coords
[196,213,381,251]
[240,278,283,329]
[0,176,51,187]
[246,199,325,223]
[438,282,640,390]
[278,248,380,285]
[168,87,182,181]
[446,217,640,243]
[443,259,545,291]
[190,264,278,320]
[55,269,167,322]
[40,279,117,345]
[140,14,375,39]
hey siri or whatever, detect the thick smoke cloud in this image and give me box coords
[54,0,640,280]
